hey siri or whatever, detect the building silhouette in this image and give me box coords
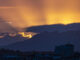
[55,44,74,57]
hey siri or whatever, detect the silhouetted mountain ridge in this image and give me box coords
[26,23,80,33]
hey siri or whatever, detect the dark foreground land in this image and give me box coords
[0,44,80,60]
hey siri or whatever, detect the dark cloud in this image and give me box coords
[0,0,15,7]
[0,18,17,33]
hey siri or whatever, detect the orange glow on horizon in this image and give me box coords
[0,36,4,38]
[9,33,17,37]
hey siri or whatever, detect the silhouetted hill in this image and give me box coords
[0,33,27,46]
[26,23,80,33]
[3,30,80,52]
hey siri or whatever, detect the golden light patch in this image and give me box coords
[18,32,33,39]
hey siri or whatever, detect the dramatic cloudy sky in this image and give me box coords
[0,0,80,32]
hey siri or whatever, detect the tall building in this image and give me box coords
[54,44,74,57]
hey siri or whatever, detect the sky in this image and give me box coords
[0,0,80,32]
